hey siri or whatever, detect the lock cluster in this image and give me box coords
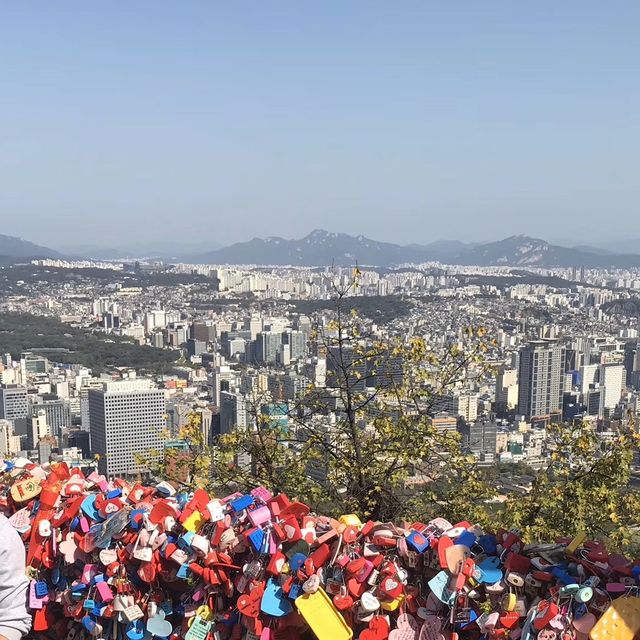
[1,457,638,640]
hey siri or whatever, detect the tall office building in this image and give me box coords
[254,331,282,365]
[283,330,307,362]
[0,384,28,419]
[517,340,566,420]
[495,368,519,415]
[580,364,599,394]
[0,384,29,436]
[0,419,21,457]
[599,362,625,410]
[29,409,50,449]
[89,379,166,476]
[326,346,367,392]
[30,396,71,439]
[219,391,249,435]
[458,419,497,462]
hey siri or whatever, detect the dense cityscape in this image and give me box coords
[3,4,640,639]
[2,233,640,500]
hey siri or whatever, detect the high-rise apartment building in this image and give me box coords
[89,379,166,476]
[453,392,479,423]
[517,340,566,420]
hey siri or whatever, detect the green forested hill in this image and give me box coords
[0,313,179,374]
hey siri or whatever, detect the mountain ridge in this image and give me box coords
[3,231,640,269]
[0,234,64,261]
[189,230,640,268]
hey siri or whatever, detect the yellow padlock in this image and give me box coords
[565,531,587,556]
[182,510,204,533]
[196,605,213,621]
[338,514,362,528]
[502,592,517,612]
[380,594,405,612]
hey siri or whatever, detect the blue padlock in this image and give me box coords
[230,494,255,512]
[179,531,195,550]
[551,566,574,585]
[406,530,430,553]
[455,530,477,549]
[247,528,265,552]
[82,615,97,633]
[176,563,190,579]
[477,534,498,555]
[288,583,302,600]
[289,552,307,572]
[261,578,293,617]
[476,556,503,584]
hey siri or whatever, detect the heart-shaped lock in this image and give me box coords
[360,615,390,640]
[303,575,320,594]
[333,594,354,611]
[237,583,265,618]
[146,610,173,638]
[8,508,31,531]
[389,613,420,640]
[99,548,118,566]
[360,592,381,612]
[533,601,559,631]
[125,620,145,640]
[379,576,403,599]
[499,611,519,629]
[418,617,443,640]
[572,612,596,634]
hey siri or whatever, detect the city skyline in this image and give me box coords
[2,3,639,247]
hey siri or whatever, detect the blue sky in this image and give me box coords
[1,2,638,249]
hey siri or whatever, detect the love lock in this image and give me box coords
[389,613,420,640]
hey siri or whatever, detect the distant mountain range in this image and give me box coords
[1,230,639,269]
[189,230,640,268]
[0,234,64,262]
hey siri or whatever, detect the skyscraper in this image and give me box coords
[517,340,566,420]
[255,331,282,365]
[0,384,29,438]
[89,379,166,476]
[326,346,367,392]
[30,395,71,439]
[0,384,28,421]
[599,362,624,410]
[219,390,249,435]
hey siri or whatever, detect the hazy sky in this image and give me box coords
[1,2,639,249]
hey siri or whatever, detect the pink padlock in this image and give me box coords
[96,580,114,602]
[248,505,271,527]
